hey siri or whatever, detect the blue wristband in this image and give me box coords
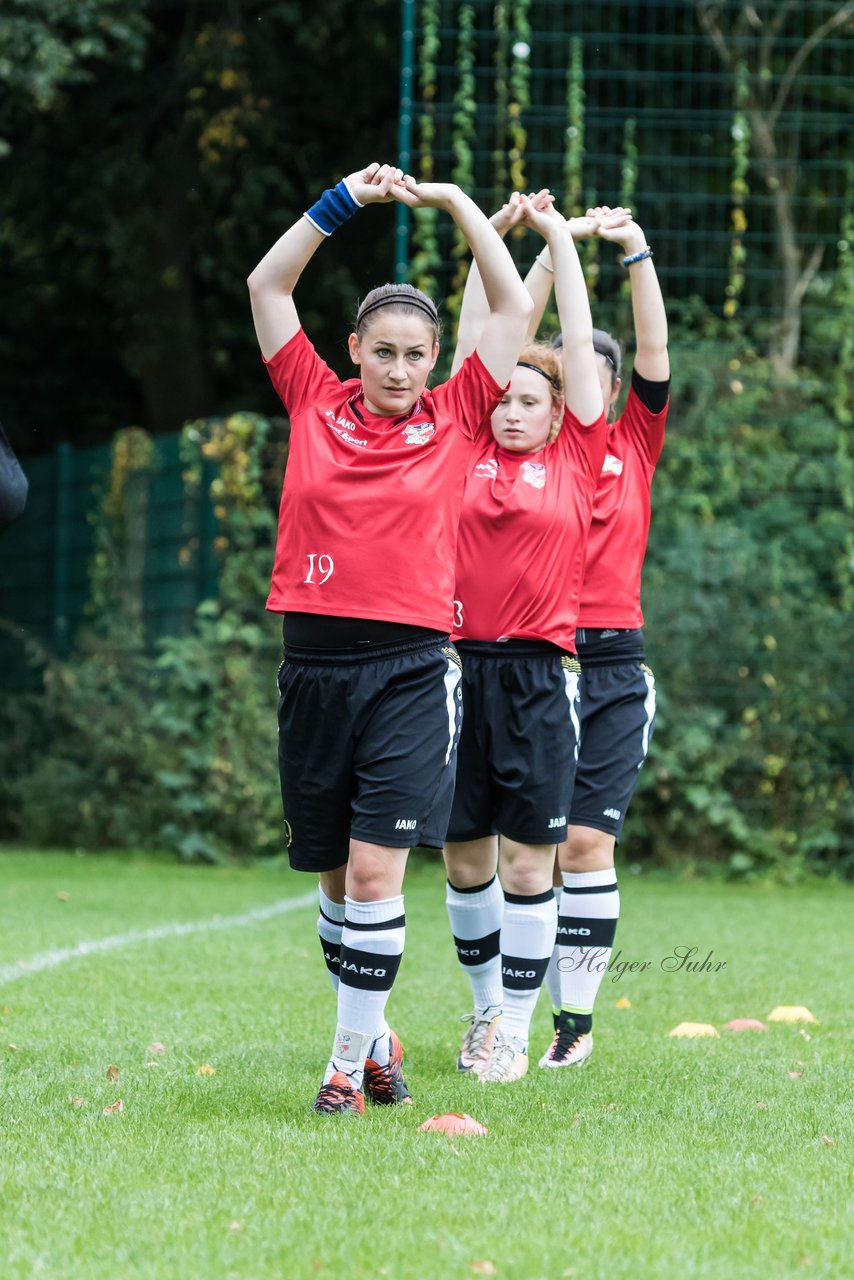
[304,179,362,236]
[623,246,653,266]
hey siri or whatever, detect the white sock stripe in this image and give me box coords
[0,892,316,988]
[443,657,462,764]
[563,868,618,888]
[446,878,503,912]
[318,886,346,922]
[560,888,620,922]
[344,894,404,926]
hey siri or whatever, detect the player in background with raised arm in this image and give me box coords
[532,208,670,1069]
[442,193,607,1084]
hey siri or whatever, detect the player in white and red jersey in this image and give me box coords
[530,211,670,1071]
[441,194,608,1085]
[247,162,533,1114]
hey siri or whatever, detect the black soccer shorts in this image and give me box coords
[276,636,463,872]
[446,641,581,846]
[569,628,657,840]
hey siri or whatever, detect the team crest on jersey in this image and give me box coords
[521,461,546,489]
[473,459,499,479]
[601,453,624,476]
[402,422,435,446]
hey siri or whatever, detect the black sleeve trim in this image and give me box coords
[631,368,670,414]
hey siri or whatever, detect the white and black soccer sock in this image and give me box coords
[543,885,563,1014]
[317,886,345,993]
[557,868,620,1034]
[324,894,405,1088]
[445,876,504,1018]
[500,888,558,1047]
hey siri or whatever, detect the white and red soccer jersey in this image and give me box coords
[263,329,505,631]
[577,384,668,628]
[452,406,607,651]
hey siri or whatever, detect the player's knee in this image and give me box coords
[563,825,614,870]
[347,841,408,901]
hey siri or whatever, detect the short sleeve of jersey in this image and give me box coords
[554,404,608,480]
[263,329,341,419]
[430,350,507,443]
[619,383,668,470]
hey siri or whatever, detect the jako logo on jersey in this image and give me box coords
[402,422,435,446]
[601,453,624,476]
[324,409,367,447]
[603,807,621,819]
[548,815,567,828]
[474,459,499,479]
[521,460,546,489]
[395,818,417,830]
[558,926,591,937]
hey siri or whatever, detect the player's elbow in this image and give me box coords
[516,291,535,323]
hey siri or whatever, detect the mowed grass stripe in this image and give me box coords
[0,853,851,1280]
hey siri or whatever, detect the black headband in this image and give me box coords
[594,344,619,375]
[357,292,439,327]
[517,360,561,390]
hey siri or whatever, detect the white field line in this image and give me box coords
[0,891,316,987]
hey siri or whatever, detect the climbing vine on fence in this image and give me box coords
[447,2,478,329]
[410,0,441,297]
[725,61,750,320]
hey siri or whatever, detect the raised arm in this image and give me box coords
[519,197,602,426]
[520,212,604,342]
[592,209,669,382]
[247,163,398,360]
[394,177,533,387]
[452,191,590,371]
[451,193,526,375]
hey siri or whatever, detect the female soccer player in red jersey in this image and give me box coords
[532,209,670,1070]
[247,162,533,1113]
[441,193,607,1084]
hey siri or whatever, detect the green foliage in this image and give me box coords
[0,0,401,441]
[0,0,149,125]
[622,306,853,876]
[0,415,286,863]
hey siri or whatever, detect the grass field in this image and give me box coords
[1,850,851,1280]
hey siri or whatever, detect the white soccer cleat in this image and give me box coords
[479,1031,529,1084]
[538,1014,594,1069]
[457,1012,500,1075]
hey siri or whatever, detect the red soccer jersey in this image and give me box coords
[577,384,668,628]
[263,329,505,630]
[452,406,607,651]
